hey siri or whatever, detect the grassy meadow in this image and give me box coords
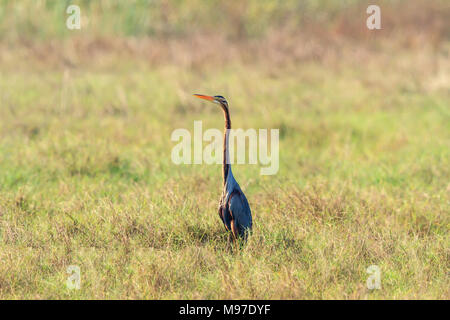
[0,0,449,299]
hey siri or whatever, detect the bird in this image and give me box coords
[193,94,253,241]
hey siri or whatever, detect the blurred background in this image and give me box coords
[1,0,448,67]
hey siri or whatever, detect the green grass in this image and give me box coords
[0,0,449,299]
[1,57,448,299]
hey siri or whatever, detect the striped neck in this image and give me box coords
[222,103,231,186]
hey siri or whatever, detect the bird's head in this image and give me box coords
[193,94,228,111]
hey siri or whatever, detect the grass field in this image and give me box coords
[0,0,449,299]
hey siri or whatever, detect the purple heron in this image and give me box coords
[193,94,252,241]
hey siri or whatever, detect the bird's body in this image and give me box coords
[194,94,252,240]
[218,165,252,239]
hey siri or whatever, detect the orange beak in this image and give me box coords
[193,94,215,102]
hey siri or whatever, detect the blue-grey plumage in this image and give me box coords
[194,94,253,241]
[220,166,252,239]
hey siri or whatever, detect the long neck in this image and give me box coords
[222,104,231,186]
